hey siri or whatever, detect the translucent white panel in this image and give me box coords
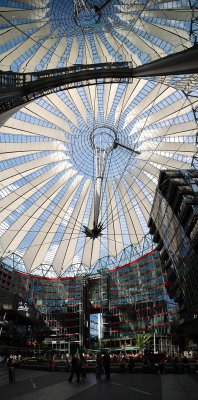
[23,174,83,272]
[106,181,123,256]
[142,9,197,22]
[0,153,69,186]
[44,94,79,129]
[25,102,72,133]
[117,181,144,245]
[140,153,190,170]
[94,34,116,64]
[82,238,100,268]
[0,8,47,23]
[103,32,142,66]
[103,83,119,121]
[0,21,46,46]
[0,22,52,69]
[47,37,67,69]
[138,142,196,156]
[20,27,60,72]
[0,119,66,141]
[138,121,197,141]
[124,177,151,221]
[66,89,88,124]
[83,37,94,65]
[124,85,168,128]
[66,37,79,66]
[128,169,156,194]
[135,20,189,45]
[53,180,91,274]
[115,80,146,123]
[83,85,99,120]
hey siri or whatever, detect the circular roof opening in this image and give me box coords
[90,126,117,152]
[74,5,100,30]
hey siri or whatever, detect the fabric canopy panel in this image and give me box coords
[0,78,197,275]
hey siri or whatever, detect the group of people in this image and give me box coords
[68,351,110,382]
[95,352,110,380]
[68,354,87,382]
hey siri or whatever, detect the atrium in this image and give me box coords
[0,0,198,364]
[1,4,198,400]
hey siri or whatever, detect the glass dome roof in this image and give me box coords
[0,0,197,72]
[0,0,197,276]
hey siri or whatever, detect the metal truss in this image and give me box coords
[0,46,198,115]
[186,90,198,169]
[146,74,198,94]
[0,252,25,274]
[192,155,198,168]
[0,233,156,278]
[190,1,198,44]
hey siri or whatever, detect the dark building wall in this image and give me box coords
[0,267,88,348]
[148,169,198,340]
[0,286,45,347]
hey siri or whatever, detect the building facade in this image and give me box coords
[0,286,45,350]
[0,250,176,353]
[88,250,176,352]
[148,169,198,346]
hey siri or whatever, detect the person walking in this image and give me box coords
[68,354,81,382]
[128,356,135,373]
[95,353,103,381]
[80,354,87,381]
[49,358,56,372]
[103,351,110,380]
[7,357,15,383]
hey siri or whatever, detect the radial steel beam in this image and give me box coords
[0,46,198,114]
[23,46,198,95]
[132,45,198,77]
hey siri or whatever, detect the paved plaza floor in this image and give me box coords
[0,366,198,400]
